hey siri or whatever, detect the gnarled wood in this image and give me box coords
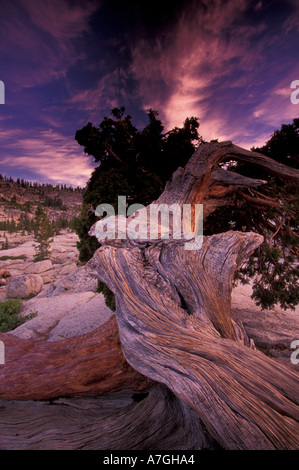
[0,315,152,400]
[86,232,299,450]
[0,385,212,450]
[156,141,299,222]
[84,141,299,449]
[0,141,298,450]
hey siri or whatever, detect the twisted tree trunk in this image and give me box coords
[0,141,298,450]
[86,232,298,450]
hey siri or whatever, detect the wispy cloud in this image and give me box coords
[0,0,101,90]
[0,0,102,185]
[67,69,127,121]
[0,129,95,187]
[129,0,298,147]
[24,0,98,42]
[130,0,256,127]
[282,0,299,33]
[252,77,298,125]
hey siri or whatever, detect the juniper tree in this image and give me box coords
[2,141,299,449]
[75,109,299,311]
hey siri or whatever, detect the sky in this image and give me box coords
[0,0,298,187]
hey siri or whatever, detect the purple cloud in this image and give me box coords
[0,0,298,185]
[129,0,299,147]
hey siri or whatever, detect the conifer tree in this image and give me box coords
[33,204,53,261]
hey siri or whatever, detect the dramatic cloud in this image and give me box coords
[130,1,254,123]
[0,0,298,184]
[0,0,102,185]
[67,68,128,121]
[129,0,299,147]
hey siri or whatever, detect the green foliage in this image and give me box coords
[205,118,299,310]
[0,217,30,233]
[236,241,299,310]
[96,280,116,312]
[71,208,100,263]
[75,107,298,311]
[0,255,26,261]
[247,119,299,310]
[0,298,36,333]
[17,213,35,233]
[252,117,299,169]
[0,174,83,192]
[75,106,201,264]
[44,195,67,211]
[33,203,54,261]
[0,237,9,250]
[52,216,72,235]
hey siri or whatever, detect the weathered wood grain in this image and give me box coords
[156,140,299,219]
[0,141,298,450]
[0,315,152,400]
[0,385,212,450]
[86,232,299,450]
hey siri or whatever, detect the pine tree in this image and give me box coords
[33,204,53,262]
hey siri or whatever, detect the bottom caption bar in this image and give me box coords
[101,452,198,467]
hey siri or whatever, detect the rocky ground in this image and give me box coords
[0,230,114,342]
[0,230,298,373]
[231,282,299,372]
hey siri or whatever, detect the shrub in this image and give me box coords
[0,298,36,333]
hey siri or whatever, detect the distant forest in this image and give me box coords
[0,174,84,193]
[0,174,84,241]
[0,214,72,237]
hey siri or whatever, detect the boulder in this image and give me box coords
[48,293,114,341]
[231,282,299,370]
[40,266,98,297]
[41,275,52,284]
[0,241,37,259]
[52,247,65,253]
[57,267,98,293]
[26,260,52,274]
[58,262,77,276]
[0,268,11,286]
[5,274,43,299]
[11,291,99,340]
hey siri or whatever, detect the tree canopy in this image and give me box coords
[253,117,299,169]
[75,109,298,311]
[74,106,201,263]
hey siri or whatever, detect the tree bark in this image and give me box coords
[0,315,152,400]
[0,384,211,450]
[0,141,298,449]
[86,231,299,450]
